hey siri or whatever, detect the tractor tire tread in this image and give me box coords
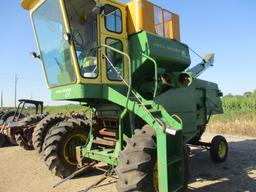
[15,114,46,150]
[42,119,89,178]
[116,126,156,192]
[32,114,65,153]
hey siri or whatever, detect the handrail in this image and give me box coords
[99,45,180,136]
[141,53,158,99]
[99,44,132,108]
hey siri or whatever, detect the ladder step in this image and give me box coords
[103,137,117,142]
[93,137,116,147]
[99,128,116,137]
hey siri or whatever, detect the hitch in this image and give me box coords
[53,161,97,188]
[79,165,115,192]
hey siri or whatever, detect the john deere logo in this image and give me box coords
[55,88,72,98]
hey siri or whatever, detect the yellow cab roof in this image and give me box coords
[21,0,127,11]
[21,0,41,10]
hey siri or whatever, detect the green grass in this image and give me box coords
[2,104,88,116]
[44,104,87,114]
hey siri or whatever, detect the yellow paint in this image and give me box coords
[78,16,102,85]
[99,0,129,85]
[29,0,81,88]
[60,0,129,85]
[26,0,128,87]
[127,0,154,34]
[218,141,227,158]
[63,133,87,165]
[21,0,41,10]
[59,0,84,85]
[126,0,180,41]
[167,13,180,41]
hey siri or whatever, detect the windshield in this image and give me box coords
[64,0,98,78]
[32,0,76,87]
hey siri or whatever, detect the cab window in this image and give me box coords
[104,5,122,33]
[32,0,76,86]
[106,38,124,81]
[64,0,98,79]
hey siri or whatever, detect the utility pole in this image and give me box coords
[1,91,3,110]
[14,74,18,108]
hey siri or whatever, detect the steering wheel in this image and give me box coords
[85,46,98,57]
[72,30,84,49]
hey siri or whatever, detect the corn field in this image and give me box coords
[208,90,256,136]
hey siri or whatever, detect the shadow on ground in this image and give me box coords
[71,138,256,192]
[188,139,256,192]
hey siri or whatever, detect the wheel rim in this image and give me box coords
[153,162,159,192]
[218,141,227,158]
[63,134,87,165]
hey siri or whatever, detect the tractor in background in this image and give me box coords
[0,99,47,149]
[22,0,228,191]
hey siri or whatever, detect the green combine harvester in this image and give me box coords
[21,0,228,191]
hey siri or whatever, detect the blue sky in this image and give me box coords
[0,0,255,107]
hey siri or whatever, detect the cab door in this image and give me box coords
[99,0,129,85]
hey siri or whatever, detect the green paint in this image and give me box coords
[129,31,191,75]
[27,0,223,189]
[51,84,101,101]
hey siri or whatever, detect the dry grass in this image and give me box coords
[208,120,256,136]
[207,111,256,137]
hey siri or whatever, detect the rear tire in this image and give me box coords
[210,135,228,163]
[1,111,16,123]
[43,119,89,178]
[15,114,47,150]
[15,134,32,150]
[32,115,65,154]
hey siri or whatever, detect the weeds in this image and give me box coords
[208,91,256,136]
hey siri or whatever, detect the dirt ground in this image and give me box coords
[0,132,255,192]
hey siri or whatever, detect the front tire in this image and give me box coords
[43,120,89,178]
[116,125,157,192]
[116,125,189,192]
